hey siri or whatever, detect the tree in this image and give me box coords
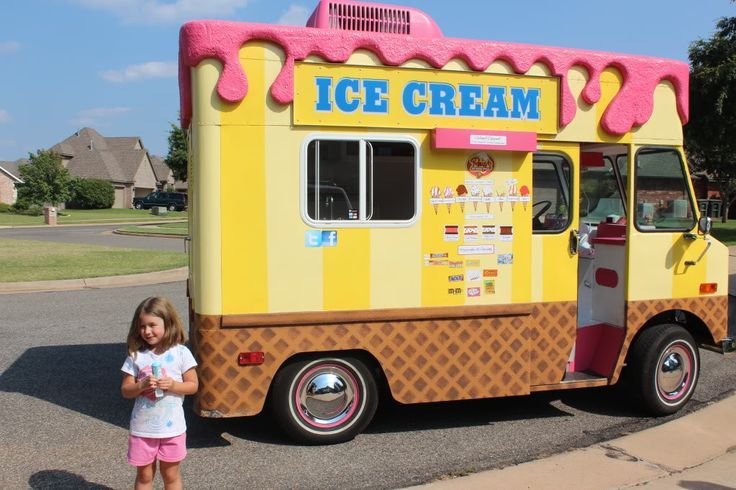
[17,149,72,208]
[165,123,188,182]
[685,10,736,222]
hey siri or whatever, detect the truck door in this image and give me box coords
[529,143,579,386]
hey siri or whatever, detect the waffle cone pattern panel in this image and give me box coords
[529,301,576,386]
[611,295,729,383]
[192,312,535,417]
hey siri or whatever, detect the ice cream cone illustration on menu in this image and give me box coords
[520,185,530,211]
[498,186,506,212]
[508,182,518,211]
[470,185,480,211]
[430,185,441,214]
[456,184,467,212]
[444,186,454,213]
[483,185,493,213]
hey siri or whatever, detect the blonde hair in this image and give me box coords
[127,296,186,355]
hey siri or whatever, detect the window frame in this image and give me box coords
[633,146,697,233]
[300,133,421,228]
[531,151,574,235]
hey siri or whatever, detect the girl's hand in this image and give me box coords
[156,377,175,391]
[141,375,156,390]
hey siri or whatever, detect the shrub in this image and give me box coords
[68,178,114,209]
[0,202,11,213]
[11,199,30,212]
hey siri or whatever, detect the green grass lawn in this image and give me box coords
[0,238,188,282]
[117,222,189,236]
[0,208,187,226]
[711,221,736,246]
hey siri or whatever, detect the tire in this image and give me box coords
[628,324,699,415]
[272,356,378,444]
[167,203,176,212]
[134,202,142,209]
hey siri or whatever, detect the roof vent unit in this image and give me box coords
[306,0,443,38]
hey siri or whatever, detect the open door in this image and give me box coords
[529,142,579,386]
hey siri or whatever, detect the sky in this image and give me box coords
[0,0,734,161]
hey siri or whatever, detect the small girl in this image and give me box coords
[121,296,198,490]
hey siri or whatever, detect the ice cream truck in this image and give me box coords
[179,0,733,443]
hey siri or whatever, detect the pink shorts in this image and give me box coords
[127,433,187,466]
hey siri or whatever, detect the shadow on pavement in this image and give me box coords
[29,470,113,489]
[678,482,735,490]
[0,344,234,448]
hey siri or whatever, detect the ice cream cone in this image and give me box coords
[522,201,528,211]
[510,201,516,211]
[483,187,493,213]
[444,186,454,213]
[459,202,465,212]
[433,204,439,214]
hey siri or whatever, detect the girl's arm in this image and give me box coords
[156,367,198,396]
[121,373,154,399]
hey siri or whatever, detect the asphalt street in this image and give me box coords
[2,283,736,489]
[0,224,185,252]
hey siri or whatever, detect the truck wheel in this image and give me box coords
[628,324,699,415]
[272,356,378,444]
[134,202,142,209]
[167,203,176,211]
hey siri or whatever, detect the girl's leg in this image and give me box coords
[159,460,182,490]
[134,463,156,490]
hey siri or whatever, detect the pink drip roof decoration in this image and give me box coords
[179,21,689,134]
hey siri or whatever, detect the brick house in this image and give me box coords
[0,160,24,205]
[51,128,161,208]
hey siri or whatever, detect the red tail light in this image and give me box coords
[238,352,265,365]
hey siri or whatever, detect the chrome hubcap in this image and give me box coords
[297,364,357,427]
[657,344,692,399]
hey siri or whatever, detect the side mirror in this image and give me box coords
[698,216,712,235]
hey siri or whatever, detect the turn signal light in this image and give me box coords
[238,352,265,366]
[699,283,718,294]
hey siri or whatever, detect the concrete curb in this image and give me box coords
[112,229,186,239]
[420,394,736,489]
[0,267,188,294]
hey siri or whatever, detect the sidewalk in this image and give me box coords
[420,394,736,489]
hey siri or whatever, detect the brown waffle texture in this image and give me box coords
[611,295,729,383]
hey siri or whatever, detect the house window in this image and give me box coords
[634,148,696,231]
[304,136,418,225]
[532,153,572,233]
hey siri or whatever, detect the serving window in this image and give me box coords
[304,135,418,226]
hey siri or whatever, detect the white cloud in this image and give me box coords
[277,4,310,26]
[0,41,20,54]
[0,110,10,124]
[71,107,131,126]
[100,61,177,83]
[69,0,250,24]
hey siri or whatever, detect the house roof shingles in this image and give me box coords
[0,159,25,182]
[51,127,150,184]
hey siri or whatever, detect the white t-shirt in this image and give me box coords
[121,344,198,438]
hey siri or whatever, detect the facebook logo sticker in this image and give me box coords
[305,230,338,247]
